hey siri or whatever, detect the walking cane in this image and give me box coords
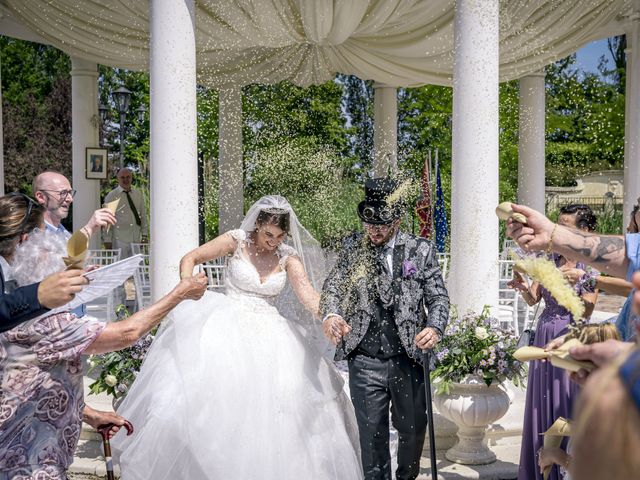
[423,350,438,479]
[97,421,134,480]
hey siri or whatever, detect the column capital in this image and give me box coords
[519,69,545,80]
[70,57,98,78]
[372,82,396,90]
[619,11,640,35]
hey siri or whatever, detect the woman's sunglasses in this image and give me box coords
[8,192,39,238]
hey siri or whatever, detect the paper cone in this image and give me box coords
[513,346,550,362]
[103,198,120,234]
[64,231,88,269]
[513,339,595,373]
[550,353,596,373]
[542,417,572,437]
[541,417,572,480]
[551,338,596,372]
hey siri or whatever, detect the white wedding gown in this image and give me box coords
[111,230,363,479]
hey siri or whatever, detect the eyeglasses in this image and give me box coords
[8,192,39,238]
[38,189,77,201]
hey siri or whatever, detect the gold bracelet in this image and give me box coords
[546,223,558,254]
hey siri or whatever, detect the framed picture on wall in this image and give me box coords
[86,148,108,179]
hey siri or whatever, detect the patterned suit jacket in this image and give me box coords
[320,231,450,364]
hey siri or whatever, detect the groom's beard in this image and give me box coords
[365,227,397,247]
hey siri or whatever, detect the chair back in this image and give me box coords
[133,254,152,310]
[131,243,150,256]
[88,249,122,267]
[199,258,227,291]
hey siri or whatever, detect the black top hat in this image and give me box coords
[357,177,404,225]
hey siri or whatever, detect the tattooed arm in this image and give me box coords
[507,204,630,279]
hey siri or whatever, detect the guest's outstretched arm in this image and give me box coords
[85,274,208,354]
[507,204,630,278]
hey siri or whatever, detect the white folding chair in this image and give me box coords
[85,249,122,320]
[131,243,150,256]
[133,254,152,311]
[200,258,227,291]
[436,252,449,284]
[498,258,515,289]
[501,239,517,259]
[498,287,521,335]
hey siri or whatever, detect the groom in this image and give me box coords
[321,177,449,480]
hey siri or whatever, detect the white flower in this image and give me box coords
[475,327,489,340]
[105,375,118,387]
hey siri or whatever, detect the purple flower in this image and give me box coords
[402,260,417,277]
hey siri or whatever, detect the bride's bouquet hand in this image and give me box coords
[175,272,208,301]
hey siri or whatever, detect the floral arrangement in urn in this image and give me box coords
[431,307,526,394]
[88,305,156,400]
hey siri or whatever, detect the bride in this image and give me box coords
[112,195,363,479]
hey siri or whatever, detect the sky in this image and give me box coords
[575,38,612,75]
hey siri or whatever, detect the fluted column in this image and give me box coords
[373,83,397,177]
[518,71,546,213]
[70,57,100,247]
[218,87,244,233]
[624,11,640,227]
[149,0,198,299]
[449,0,500,314]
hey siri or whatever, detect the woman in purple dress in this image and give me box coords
[509,204,599,480]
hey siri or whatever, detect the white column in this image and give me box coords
[373,83,397,177]
[150,0,198,299]
[218,87,244,233]
[70,57,100,247]
[0,50,4,196]
[518,71,546,213]
[624,12,640,226]
[449,0,500,315]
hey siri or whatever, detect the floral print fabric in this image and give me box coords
[0,312,105,479]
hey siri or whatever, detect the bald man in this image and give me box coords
[33,171,116,318]
[33,171,116,241]
[103,168,148,258]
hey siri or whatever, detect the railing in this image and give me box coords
[546,194,623,214]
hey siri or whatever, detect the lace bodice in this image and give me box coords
[224,229,296,308]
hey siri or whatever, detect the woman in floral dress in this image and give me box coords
[0,194,208,479]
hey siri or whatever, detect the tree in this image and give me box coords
[1,38,72,192]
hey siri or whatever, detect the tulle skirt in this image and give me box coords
[111,291,363,480]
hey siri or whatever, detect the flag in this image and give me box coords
[434,156,448,253]
[415,154,433,239]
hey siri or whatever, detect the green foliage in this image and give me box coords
[431,307,527,394]
[243,80,349,158]
[88,305,156,399]
[1,38,72,191]
[246,137,361,245]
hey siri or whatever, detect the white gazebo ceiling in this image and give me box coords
[0,0,632,87]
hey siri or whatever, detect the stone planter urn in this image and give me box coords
[433,374,510,465]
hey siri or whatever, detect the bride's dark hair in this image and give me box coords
[256,208,290,234]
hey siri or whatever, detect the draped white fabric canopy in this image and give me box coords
[0,0,631,87]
